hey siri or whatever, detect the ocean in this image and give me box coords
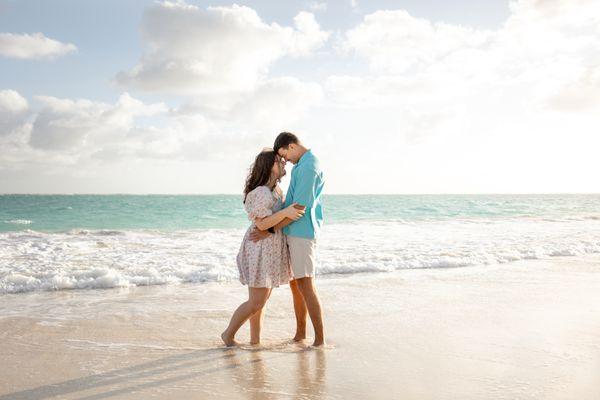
[2,194,600,295]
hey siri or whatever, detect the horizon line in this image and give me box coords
[1,192,600,196]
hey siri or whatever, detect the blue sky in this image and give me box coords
[0,0,598,194]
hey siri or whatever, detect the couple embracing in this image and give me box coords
[221,132,326,347]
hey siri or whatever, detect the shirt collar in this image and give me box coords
[297,149,312,166]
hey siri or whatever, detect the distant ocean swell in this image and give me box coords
[2,216,600,295]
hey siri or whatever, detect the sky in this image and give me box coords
[0,0,599,194]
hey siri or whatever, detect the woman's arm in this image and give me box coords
[272,204,305,231]
[248,204,304,242]
[248,217,293,242]
[272,217,293,231]
[254,204,304,231]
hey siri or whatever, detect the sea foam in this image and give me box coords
[4,219,32,225]
[1,217,600,294]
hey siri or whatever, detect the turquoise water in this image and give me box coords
[1,194,599,232]
[2,194,600,294]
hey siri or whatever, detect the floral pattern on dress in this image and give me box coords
[236,185,292,288]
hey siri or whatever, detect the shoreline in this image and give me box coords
[2,255,600,399]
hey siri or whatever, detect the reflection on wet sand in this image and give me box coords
[228,342,328,400]
[295,347,327,399]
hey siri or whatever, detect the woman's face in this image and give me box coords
[271,156,286,181]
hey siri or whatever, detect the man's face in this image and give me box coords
[277,144,297,164]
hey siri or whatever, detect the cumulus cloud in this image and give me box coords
[29,93,168,152]
[344,10,492,73]
[333,0,600,117]
[115,2,329,95]
[3,0,600,193]
[309,0,600,192]
[0,90,29,136]
[1,84,320,176]
[177,77,323,130]
[110,1,326,167]
[343,0,600,81]
[0,32,76,59]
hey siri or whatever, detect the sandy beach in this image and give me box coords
[2,255,600,399]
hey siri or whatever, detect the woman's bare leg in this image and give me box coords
[221,287,271,346]
[249,289,272,344]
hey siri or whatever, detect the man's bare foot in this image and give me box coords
[249,340,260,345]
[221,331,238,347]
[293,334,306,342]
[312,338,325,347]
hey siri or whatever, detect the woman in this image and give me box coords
[221,149,305,346]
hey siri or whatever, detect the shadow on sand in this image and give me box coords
[1,342,328,400]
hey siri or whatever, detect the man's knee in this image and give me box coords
[295,277,316,294]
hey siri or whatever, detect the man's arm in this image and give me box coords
[292,165,320,209]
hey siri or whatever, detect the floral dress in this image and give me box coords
[236,185,292,288]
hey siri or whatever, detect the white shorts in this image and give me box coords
[287,236,317,279]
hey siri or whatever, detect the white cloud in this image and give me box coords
[312,0,600,192]
[335,0,600,116]
[289,12,330,57]
[178,77,323,130]
[0,89,29,136]
[0,32,76,59]
[0,84,321,185]
[344,10,492,73]
[344,0,600,80]
[3,0,600,194]
[28,93,167,152]
[115,2,329,96]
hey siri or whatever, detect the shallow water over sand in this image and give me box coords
[2,255,600,399]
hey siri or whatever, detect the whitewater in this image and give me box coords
[2,200,600,294]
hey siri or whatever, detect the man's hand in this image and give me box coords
[248,227,271,242]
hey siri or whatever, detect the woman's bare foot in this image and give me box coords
[249,340,260,345]
[221,331,238,347]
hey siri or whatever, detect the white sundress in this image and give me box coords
[236,185,292,288]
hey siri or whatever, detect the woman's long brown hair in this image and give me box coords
[243,150,277,203]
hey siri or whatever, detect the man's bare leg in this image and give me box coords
[295,277,325,346]
[290,279,308,341]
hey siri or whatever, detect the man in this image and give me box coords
[249,131,325,346]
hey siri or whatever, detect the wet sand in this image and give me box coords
[2,256,600,399]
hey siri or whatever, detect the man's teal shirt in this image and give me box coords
[283,150,324,239]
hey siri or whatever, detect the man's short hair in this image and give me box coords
[273,132,299,154]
